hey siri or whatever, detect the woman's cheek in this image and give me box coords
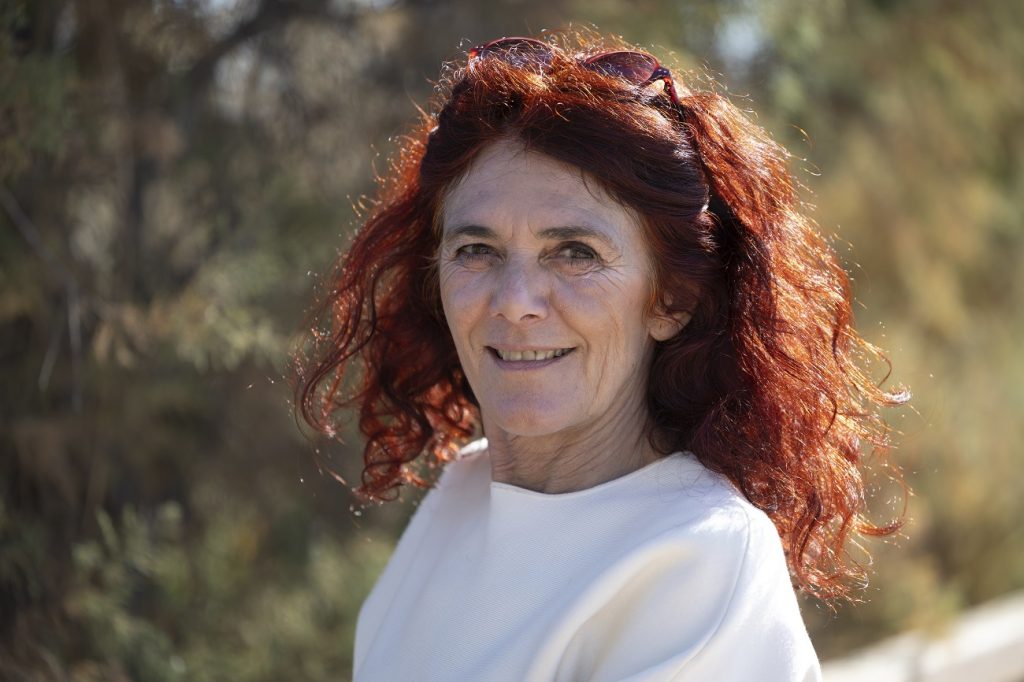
[557,273,627,313]
[441,271,488,332]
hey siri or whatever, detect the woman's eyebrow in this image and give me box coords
[441,224,495,244]
[441,223,621,252]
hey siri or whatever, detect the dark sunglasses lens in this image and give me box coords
[470,38,553,69]
[585,51,659,83]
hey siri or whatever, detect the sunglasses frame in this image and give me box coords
[468,37,682,108]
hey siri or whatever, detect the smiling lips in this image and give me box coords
[489,347,574,362]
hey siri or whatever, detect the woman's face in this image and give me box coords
[438,139,678,440]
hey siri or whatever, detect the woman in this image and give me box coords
[296,31,907,681]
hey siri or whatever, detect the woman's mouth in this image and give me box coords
[487,347,575,363]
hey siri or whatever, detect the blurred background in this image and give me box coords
[2,0,1022,679]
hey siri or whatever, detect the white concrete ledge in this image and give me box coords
[822,589,1024,682]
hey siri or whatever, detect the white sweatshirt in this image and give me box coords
[354,440,822,681]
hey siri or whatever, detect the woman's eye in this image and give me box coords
[554,243,599,267]
[454,243,498,263]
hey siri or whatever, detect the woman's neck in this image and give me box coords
[482,399,660,494]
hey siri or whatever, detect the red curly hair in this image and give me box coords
[294,31,908,601]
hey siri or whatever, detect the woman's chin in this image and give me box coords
[483,405,579,440]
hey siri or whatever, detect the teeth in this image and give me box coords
[496,348,571,362]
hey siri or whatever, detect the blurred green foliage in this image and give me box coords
[1,0,1022,678]
[61,502,391,681]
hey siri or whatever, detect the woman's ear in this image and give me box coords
[646,307,692,341]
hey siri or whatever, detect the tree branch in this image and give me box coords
[1,183,84,411]
[182,0,363,98]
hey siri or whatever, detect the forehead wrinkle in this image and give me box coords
[437,138,530,229]
[443,181,633,246]
[440,224,495,245]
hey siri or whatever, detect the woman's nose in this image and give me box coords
[489,256,549,323]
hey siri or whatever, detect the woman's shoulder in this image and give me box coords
[614,450,782,551]
[641,463,790,589]
[551,454,818,681]
[560,505,817,682]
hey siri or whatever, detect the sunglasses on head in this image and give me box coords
[467,37,682,108]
